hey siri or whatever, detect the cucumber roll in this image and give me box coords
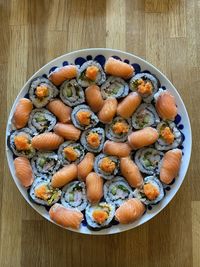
[31,151,61,176]
[105,116,132,142]
[135,148,164,175]
[80,127,105,153]
[132,103,160,129]
[30,176,61,206]
[130,73,159,103]
[85,202,115,230]
[133,176,164,205]
[29,77,58,108]
[58,141,85,165]
[60,79,85,107]
[104,177,133,207]
[61,181,88,211]
[71,104,99,130]
[77,60,106,87]
[155,121,182,151]
[9,128,36,158]
[28,108,56,134]
[94,153,119,180]
[101,76,129,99]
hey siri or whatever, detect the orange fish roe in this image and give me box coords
[86,66,99,81]
[64,147,78,162]
[14,135,30,150]
[161,127,175,144]
[87,132,100,148]
[35,185,50,200]
[112,121,129,134]
[144,183,159,200]
[35,85,49,98]
[100,157,116,173]
[137,79,152,95]
[76,111,91,126]
[92,210,108,224]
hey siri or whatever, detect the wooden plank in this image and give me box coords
[192,201,200,267]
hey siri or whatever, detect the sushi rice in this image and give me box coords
[80,127,105,153]
[101,76,129,99]
[58,141,85,165]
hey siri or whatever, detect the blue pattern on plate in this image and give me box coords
[62,61,69,66]
[42,74,48,78]
[49,66,57,74]
[86,55,93,60]
[124,59,130,64]
[174,114,181,125]
[75,57,87,66]
[112,55,122,61]
[132,63,141,74]
[94,55,106,67]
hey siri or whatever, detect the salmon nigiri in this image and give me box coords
[51,164,77,188]
[120,157,143,188]
[103,140,131,157]
[104,57,134,79]
[128,127,159,149]
[32,133,64,151]
[47,99,72,123]
[85,85,104,112]
[98,98,118,123]
[49,203,83,229]
[48,65,78,86]
[13,98,33,129]
[86,172,103,204]
[14,157,34,187]
[117,92,142,119]
[160,149,182,184]
[115,198,145,224]
[53,123,81,141]
[77,152,94,181]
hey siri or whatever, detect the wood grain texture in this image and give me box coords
[0,0,200,266]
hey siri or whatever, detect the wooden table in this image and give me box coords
[1,0,199,266]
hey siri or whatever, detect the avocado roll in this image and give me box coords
[101,76,129,99]
[80,127,105,153]
[94,153,119,180]
[133,176,164,205]
[135,148,164,175]
[132,103,160,129]
[61,181,88,211]
[105,116,132,142]
[60,79,85,107]
[77,60,106,87]
[29,76,58,108]
[71,104,99,130]
[104,177,133,207]
[155,121,182,151]
[9,128,36,158]
[85,202,115,230]
[130,73,159,103]
[58,141,85,165]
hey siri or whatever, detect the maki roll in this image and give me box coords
[9,128,36,158]
[61,181,88,211]
[30,176,61,206]
[28,108,57,134]
[155,121,182,151]
[31,151,61,176]
[130,73,159,103]
[135,148,164,175]
[105,116,132,142]
[60,79,85,107]
[80,127,105,153]
[29,77,58,108]
[85,202,115,230]
[101,76,129,99]
[94,153,119,180]
[104,177,133,207]
[58,141,85,165]
[133,176,164,205]
[132,103,160,129]
[71,104,99,130]
[77,60,106,87]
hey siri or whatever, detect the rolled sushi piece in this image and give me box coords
[135,148,164,175]
[105,116,132,142]
[30,176,61,206]
[71,104,99,130]
[101,76,129,99]
[60,79,85,107]
[80,127,105,153]
[133,176,164,205]
[29,76,58,108]
[130,73,159,103]
[61,181,88,211]
[94,153,119,180]
[58,141,85,165]
[104,177,133,207]
[132,103,160,129]
[155,121,182,151]
[85,202,115,230]
[28,108,57,134]
[77,60,106,87]
[9,128,36,158]
[31,151,61,176]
